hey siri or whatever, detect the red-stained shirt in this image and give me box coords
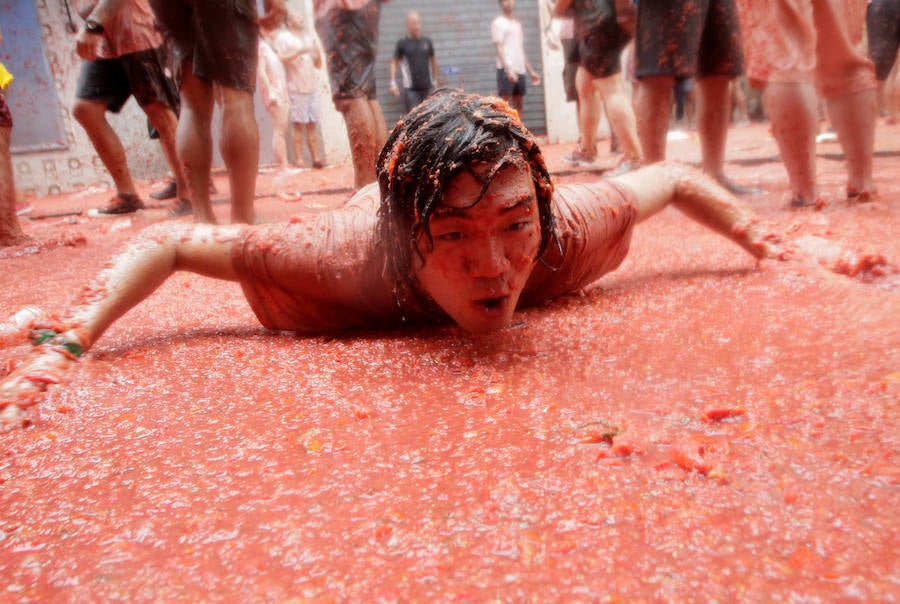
[77,0,162,58]
[231,181,638,332]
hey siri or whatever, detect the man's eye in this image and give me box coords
[436,231,464,241]
[507,221,530,232]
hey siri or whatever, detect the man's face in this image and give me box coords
[500,0,515,15]
[413,162,541,333]
[407,12,422,38]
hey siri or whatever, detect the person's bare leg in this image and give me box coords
[634,74,674,163]
[269,102,290,169]
[511,94,524,117]
[763,81,819,204]
[826,87,876,196]
[72,99,138,196]
[291,122,305,167]
[218,85,259,224]
[305,122,321,165]
[695,75,731,178]
[336,98,378,188]
[142,102,188,200]
[0,222,242,424]
[177,64,216,223]
[576,67,601,157]
[369,98,387,156]
[0,125,27,246]
[596,74,643,161]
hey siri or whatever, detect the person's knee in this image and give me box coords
[72,100,102,126]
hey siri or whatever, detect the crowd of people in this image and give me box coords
[0,1,896,423]
[1,1,892,239]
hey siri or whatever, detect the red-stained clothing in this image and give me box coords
[77,0,162,58]
[231,181,638,332]
[736,0,875,98]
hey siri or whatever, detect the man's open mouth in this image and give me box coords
[475,296,509,314]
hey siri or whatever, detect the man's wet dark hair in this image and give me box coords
[376,89,556,313]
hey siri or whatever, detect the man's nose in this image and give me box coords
[466,236,510,278]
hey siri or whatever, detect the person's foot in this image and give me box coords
[167,198,193,218]
[312,160,327,169]
[15,202,33,216]
[149,179,177,200]
[787,196,826,210]
[847,188,879,204]
[562,146,597,168]
[97,193,145,215]
[715,174,762,196]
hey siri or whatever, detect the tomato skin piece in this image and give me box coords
[703,408,746,422]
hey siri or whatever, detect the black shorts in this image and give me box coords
[867,0,900,81]
[0,92,11,128]
[634,0,743,79]
[316,0,380,101]
[579,22,630,78]
[149,0,259,93]
[497,68,527,98]
[75,48,179,113]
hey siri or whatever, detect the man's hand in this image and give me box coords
[75,26,103,61]
[0,346,78,430]
[389,81,400,97]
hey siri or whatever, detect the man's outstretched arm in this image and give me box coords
[0,222,243,427]
[611,162,785,259]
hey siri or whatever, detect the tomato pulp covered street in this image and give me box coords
[1,124,898,601]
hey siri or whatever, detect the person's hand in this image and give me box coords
[544,25,561,51]
[75,26,103,61]
[505,68,519,83]
[530,72,541,86]
[259,0,288,30]
[389,81,400,97]
[0,345,78,430]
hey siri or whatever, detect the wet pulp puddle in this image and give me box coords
[1,159,898,601]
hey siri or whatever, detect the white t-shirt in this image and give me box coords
[272,29,319,95]
[491,14,526,74]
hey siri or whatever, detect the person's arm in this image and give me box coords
[0,222,243,427]
[552,0,573,15]
[525,55,541,85]
[311,36,323,69]
[389,56,400,97]
[610,162,785,259]
[430,54,439,88]
[75,0,126,60]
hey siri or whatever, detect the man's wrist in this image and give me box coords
[84,18,105,34]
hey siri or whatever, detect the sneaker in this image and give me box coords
[167,198,193,217]
[715,174,762,196]
[815,131,838,144]
[312,160,327,169]
[149,179,177,200]
[562,146,597,168]
[15,202,33,216]
[604,157,642,178]
[97,193,145,215]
